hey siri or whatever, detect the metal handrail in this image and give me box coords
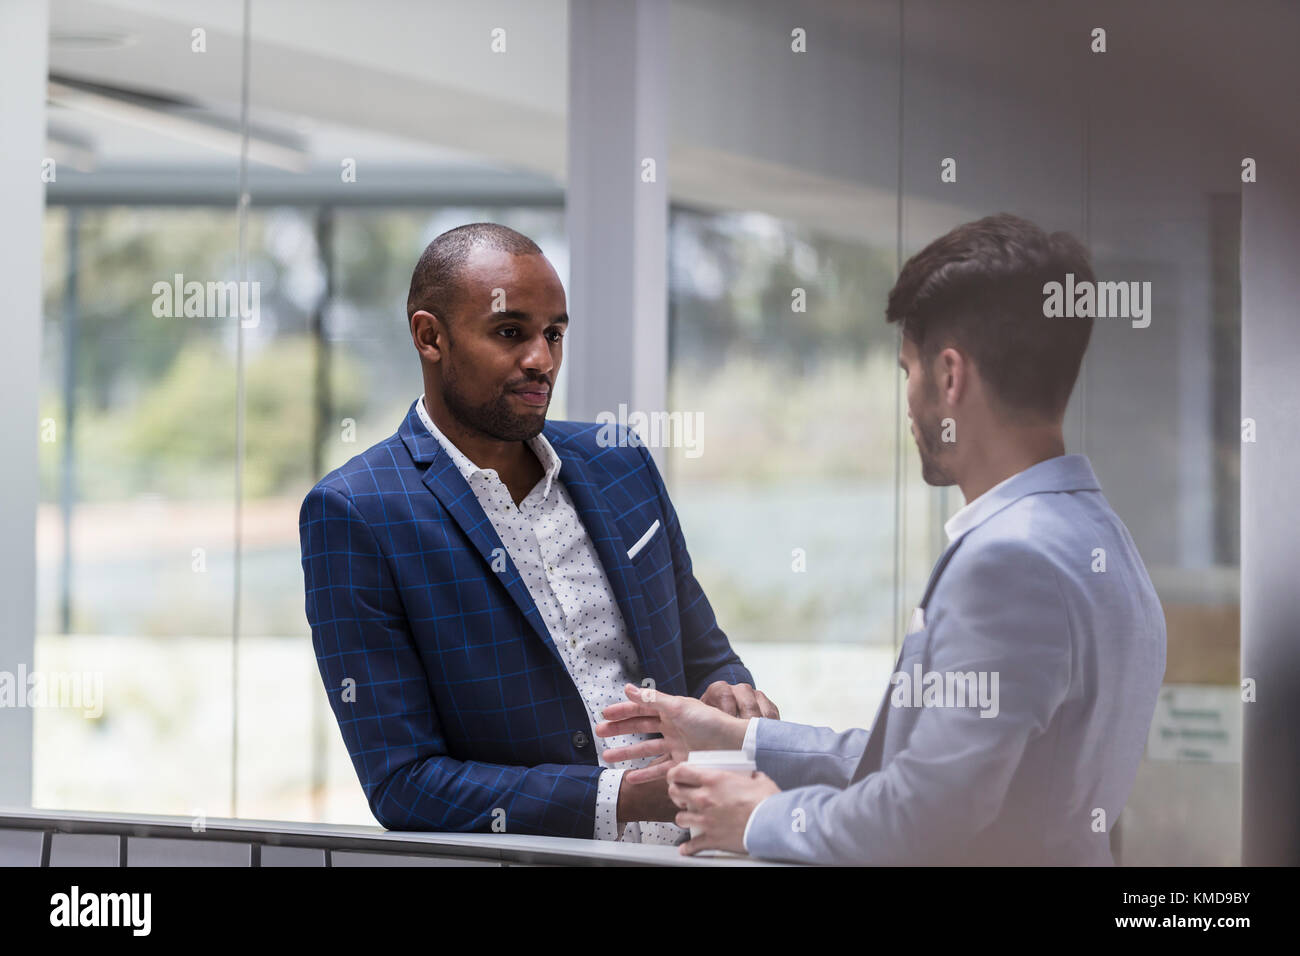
[0,807,783,867]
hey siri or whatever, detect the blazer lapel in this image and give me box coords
[851,536,967,783]
[399,402,564,667]
[549,442,661,682]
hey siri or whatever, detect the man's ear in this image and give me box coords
[410,310,445,364]
[937,346,967,405]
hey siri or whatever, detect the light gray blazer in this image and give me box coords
[744,454,1166,865]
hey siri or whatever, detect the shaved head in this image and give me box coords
[406,222,543,324]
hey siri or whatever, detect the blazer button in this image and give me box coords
[572,731,590,749]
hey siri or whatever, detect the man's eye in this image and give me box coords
[498,327,519,338]
[546,329,565,343]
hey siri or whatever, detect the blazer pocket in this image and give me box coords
[626,519,662,560]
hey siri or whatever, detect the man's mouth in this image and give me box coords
[511,386,550,407]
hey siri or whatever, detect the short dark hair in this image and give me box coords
[406,222,543,323]
[886,213,1095,419]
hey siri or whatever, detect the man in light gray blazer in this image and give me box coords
[595,213,1166,865]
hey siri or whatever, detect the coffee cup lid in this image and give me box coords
[685,749,755,767]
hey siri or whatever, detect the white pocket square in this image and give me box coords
[627,520,661,560]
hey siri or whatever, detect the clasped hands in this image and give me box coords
[595,681,781,855]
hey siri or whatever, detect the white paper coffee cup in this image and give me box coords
[683,750,757,839]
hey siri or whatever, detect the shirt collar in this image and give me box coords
[943,453,1101,543]
[416,394,561,499]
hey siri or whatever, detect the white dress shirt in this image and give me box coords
[941,470,1019,544]
[416,396,683,845]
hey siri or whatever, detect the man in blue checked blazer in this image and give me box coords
[299,223,777,841]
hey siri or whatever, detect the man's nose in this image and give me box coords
[521,332,554,376]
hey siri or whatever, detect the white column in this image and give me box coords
[1240,175,1300,865]
[565,0,669,467]
[0,0,48,807]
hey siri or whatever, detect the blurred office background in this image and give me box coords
[4,0,1298,865]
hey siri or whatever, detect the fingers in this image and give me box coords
[594,715,664,739]
[668,771,718,814]
[598,701,651,722]
[599,738,668,763]
[623,755,674,785]
[604,683,677,718]
[624,681,673,706]
[702,681,776,720]
[599,695,664,724]
[675,810,703,830]
[667,762,711,787]
[728,683,763,719]
[703,681,740,716]
[598,690,671,731]
[674,815,715,856]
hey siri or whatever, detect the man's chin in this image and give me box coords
[919,458,956,487]
[502,410,547,442]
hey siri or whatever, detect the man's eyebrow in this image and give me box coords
[487,309,569,324]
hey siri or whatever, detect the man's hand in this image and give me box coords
[616,772,678,826]
[667,764,781,856]
[596,683,748,784]
[701,681,781,719]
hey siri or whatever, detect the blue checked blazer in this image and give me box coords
[299,400,754,838]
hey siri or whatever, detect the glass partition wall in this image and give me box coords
[31,0,1244,865]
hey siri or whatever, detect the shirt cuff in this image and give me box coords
[595,769,625,841]
[741,716,760,760]
[739,718,763,853]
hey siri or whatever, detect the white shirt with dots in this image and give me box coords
[417,396,684,845]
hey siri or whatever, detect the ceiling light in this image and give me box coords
[50,31,139,51]
[48,76,309,173]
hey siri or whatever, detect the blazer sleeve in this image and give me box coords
[633,441,755,696]
[752,718,872,791]
[744,539,1072,864]
[300,484,602,837]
